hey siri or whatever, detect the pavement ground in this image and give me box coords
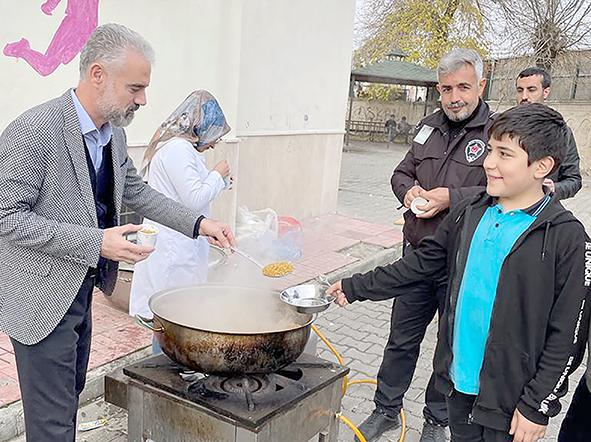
[3,139,591,442]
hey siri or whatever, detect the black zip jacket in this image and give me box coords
[342,192,590,431]
[390,100,493,248]
[547,126,582,200]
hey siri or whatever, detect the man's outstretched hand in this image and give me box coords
[199,218,236,249]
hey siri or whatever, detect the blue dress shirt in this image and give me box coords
[70,89,112,172]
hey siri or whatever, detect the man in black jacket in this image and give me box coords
[516,67,582,200]
[353,48,492,442]
[329,104,590,442]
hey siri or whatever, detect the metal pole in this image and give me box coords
[423,87,430,117]
[345,77,355,147]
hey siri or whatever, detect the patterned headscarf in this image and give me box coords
[140,90,231,176]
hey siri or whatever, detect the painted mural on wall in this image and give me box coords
[3,0,100,76]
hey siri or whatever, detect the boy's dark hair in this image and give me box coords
[517,67,552,89]
[488,103,567,174]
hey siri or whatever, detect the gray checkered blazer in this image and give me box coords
[0,90,200,345]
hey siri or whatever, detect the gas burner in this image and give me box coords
[220,376,268,395]
[120,353,349,431]
[187,374,278,411]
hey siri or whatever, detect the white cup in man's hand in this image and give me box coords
[410,197,429,215]
[136,224,159,247]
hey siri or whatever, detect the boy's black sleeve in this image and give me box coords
[341,205,457,303]
[516,228,591,425]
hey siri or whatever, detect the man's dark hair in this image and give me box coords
[488,103,567,174]
[517,67,552,89]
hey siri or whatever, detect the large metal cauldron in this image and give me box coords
[137,284,314,374]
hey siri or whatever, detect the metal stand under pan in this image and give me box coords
[105,353,349,442]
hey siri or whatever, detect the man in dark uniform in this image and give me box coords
[516,67,582,200]
[356,48,493,442]
[386,114,398,142]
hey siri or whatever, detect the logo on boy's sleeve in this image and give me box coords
[465,139,486,163]
[585,242,591,287]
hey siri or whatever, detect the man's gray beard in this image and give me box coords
[97,86,137,127]
[443,102,476,122]
[98,102,136,127]
[109,109,135,127]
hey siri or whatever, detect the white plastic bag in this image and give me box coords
[235,206,278,243]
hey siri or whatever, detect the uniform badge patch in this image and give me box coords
[465,139,486,163]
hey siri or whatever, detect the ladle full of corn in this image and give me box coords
[229,246,293,277]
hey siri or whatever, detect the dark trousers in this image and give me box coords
[558,375,591,442]
[374,242,448,425]
[11,273,95,442]
[447,390,512,442]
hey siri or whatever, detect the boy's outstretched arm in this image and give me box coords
[516,230,591,428]
[328,207,458,305]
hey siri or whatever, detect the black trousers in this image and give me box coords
[11,273,95,442]
[558,375,591,442]
[374,241,448,425]
[447,390,512,442]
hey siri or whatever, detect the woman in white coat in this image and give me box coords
[129,90,231,331]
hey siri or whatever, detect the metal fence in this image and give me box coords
[346,120,415,144]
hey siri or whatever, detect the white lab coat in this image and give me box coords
[129,137,225,319]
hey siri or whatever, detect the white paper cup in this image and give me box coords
[410,197,429,215]
[137,225,159,247]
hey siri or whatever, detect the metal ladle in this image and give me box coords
[229,246,265,269]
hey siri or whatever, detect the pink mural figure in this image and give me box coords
[3,0,100,76]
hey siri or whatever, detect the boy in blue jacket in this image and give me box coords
[328,103,590,442]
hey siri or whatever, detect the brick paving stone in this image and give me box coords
[366,343,386,358]
[348,360,380,379]
[401,398,424,416]
[406,387,425,402]
[338,324,371,342]
[336,336,374,352]
[336,307,365,322]
[344,347,379,364]
[363,333,388,347]
[361,323,393,337]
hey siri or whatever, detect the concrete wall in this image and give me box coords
[233,133,343,218]
[207,0,356,223]
[1,0,357,226]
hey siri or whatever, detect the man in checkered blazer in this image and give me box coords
[0,24,235,441]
